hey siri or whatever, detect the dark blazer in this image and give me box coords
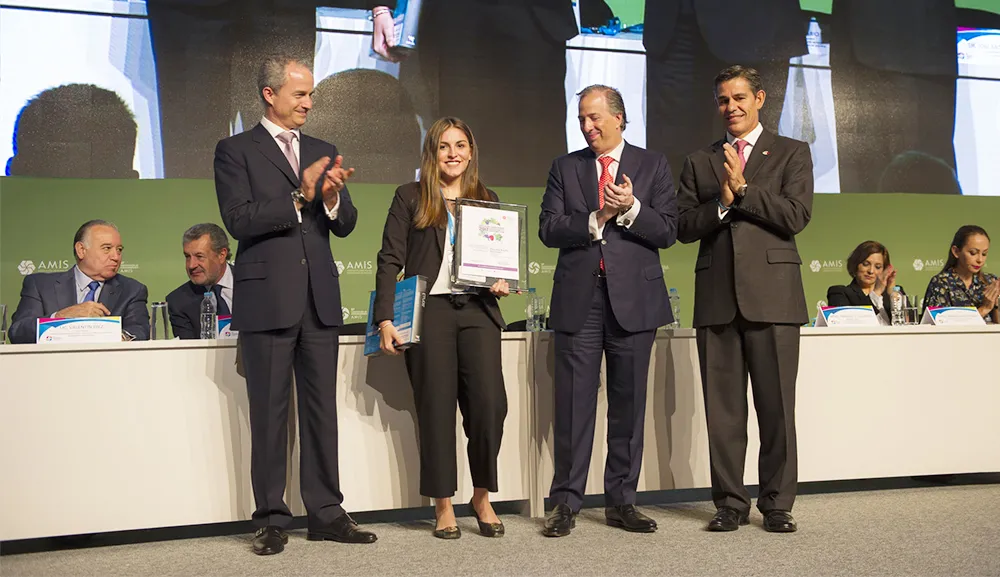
[677,129,813,327]
[374,182,505,330]
[539,142,678,334]
[827,279,905,312]
[9,268,150,344]
[832,0,956,76]
[214,123,358,332]
[643,0,808,63]
[165,273,236,339]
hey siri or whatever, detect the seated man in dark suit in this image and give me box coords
[165,223,233,339]
[9,220,149,343]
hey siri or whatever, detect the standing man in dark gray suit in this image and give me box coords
[540,85,678,537]
[9,220,149,344]
[214,54,375,556]
[677,65,813,533]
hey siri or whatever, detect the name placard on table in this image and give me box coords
[814,306,879,327]
[36,317,122,343]
[216,316,238,339]
[921,306,986,326]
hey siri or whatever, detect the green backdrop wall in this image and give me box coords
[1,177,996,332]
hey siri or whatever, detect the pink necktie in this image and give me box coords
[735,139,748,171]
[276,131,299,176]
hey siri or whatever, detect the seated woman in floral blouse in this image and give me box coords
[922,225,1000,323]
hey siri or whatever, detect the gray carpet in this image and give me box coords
[4,485,999,577]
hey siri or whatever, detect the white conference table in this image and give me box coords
[1,326,998,541]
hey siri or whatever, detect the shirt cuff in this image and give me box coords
[324,193,341,220]
[588,210,606,240]
[293,200,303,224]
[615,197,641,228]
[717,206,730,220]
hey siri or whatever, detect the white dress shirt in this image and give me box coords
[588,138,642,240]
[73,265,104,304]
[719,121,764,220]
[259,116,340,223]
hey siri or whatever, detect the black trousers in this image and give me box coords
[549,278,656,512]
[404,295,507,499]
[646,13,790,179]
[240,284,344,528]
[696,312,799,514]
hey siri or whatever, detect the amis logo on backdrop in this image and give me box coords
[17,259,72,275]
[342,307,368,322]
[336,260,374,275]
[528,261,556,276]
[809,259,843,273]
[912,258,945,272]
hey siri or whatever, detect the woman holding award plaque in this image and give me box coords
[374,117,511,539]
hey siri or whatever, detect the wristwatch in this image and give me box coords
[290,188,306,204]
[733,182,748,204]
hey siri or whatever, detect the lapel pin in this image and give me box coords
[762,150,770,156]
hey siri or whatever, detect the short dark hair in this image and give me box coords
[182,223,230,260]
[714,65,764,96]
[846,240,890,280]
[72,219,118,260]
[577,84,628,130]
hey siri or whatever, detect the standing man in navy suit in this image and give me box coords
[539,85,678,537]
[214,54,375,556]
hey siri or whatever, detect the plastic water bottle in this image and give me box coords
[200,291,218,339]
[668,287,681,328]
[890,286,904,326]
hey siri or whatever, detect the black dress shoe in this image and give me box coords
[605,505,657,533]
[252,526,288,555]
[432,525,461,539]
[307,513,378,544]
[762,510,797,533]
[542,503,576,537]
[469,500,504,537]
[707,507,750,532]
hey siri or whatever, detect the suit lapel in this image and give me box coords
[744,129,776,183]
[54,269,77,311]
[98,275,119,313]
[617,143,639,188]
[576,149,599,212]
[252,123,300,186]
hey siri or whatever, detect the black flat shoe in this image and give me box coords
[469,500,504,537]
[307,513,378,544]
[707,507,750,532]
[542,503,576,537]
[252,526,288,555]
[605,505,657,533]
[762,510,797,533]
[432,525,461,539]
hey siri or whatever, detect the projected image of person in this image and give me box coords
[5,84,139,179]
[828,0,958,194]
[643,0,809,179]
[307,69,421,184]
[369,0,577,187]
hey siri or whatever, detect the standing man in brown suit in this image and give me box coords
[677,65,813,533]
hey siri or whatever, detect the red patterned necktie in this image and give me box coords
[735,139,748,171]
[598,155,614,272]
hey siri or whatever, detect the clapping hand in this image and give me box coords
[983,278,1000,311]
[873,265,897,296]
